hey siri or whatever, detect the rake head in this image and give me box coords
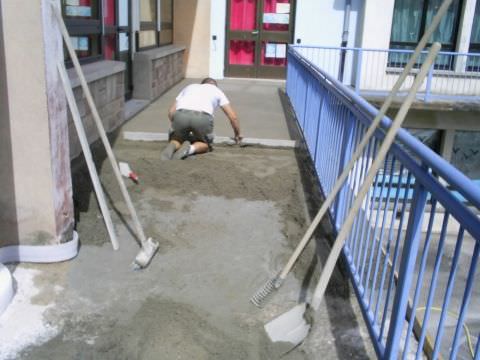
[250,276,283,307]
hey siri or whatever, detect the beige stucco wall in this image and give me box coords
[174,0,211,78]
[0,0,73,246]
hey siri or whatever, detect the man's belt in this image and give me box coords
[177,109,212,117]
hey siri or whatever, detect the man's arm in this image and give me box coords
[221,104,241,143]
[168,101,177,122]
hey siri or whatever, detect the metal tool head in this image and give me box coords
[264,303,311,350]
[132,237,159,270]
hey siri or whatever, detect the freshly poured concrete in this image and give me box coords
[1,141,374,359]
[122,78,293,141]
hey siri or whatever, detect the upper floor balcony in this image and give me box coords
[294,45,480,109]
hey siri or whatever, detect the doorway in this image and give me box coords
[225,0,295,79]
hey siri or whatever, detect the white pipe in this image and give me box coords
[0,231,79,316]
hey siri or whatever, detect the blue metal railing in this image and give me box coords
[287,45,480,359]
[294,45,480,102]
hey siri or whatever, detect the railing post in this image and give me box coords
[355,49,363,94]
[334,112,355,228]
[424,63,434,102]
[384,176,429,359]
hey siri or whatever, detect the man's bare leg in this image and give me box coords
[192,141,209,154]
[161,139,182,160]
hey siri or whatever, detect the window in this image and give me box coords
[138,0,173,49]
[160,0,173,45]
[467,0,480,70]
[389,0,463,68]
[62,0,102,63]
[139,0,158,49]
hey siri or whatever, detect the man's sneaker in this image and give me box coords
[160,142,177,160]
[172,141,191,160]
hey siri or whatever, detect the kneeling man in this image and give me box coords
[161,78,241,160]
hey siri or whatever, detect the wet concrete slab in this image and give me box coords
[122,78,294,141]
[1,140,375,359]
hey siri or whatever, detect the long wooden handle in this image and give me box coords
[309,43,441,311]
[51,3,147,245]
[57,62,119,251]
[278,0,453,281]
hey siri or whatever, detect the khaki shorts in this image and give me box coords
[170,109,214,144]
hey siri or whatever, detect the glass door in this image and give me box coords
[116,0,133,98]
[225,0,295,79]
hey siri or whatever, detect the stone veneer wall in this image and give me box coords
[67,61,126,160]
[151,50,184,99]
[133,45,186,101]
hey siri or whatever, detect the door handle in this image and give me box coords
[252,30,259,35]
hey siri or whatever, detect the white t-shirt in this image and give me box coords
[175,84,230,115]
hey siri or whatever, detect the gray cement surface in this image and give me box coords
[1,139,375,360]
[122,78,294,141]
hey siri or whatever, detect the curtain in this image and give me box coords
[425,0,461,48]
[230,0,257,31]
[470,0,480,45]
[390,0,424,43]
[390,0,461,68]
[468,0,480,70]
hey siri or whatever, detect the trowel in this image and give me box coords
[264,42,441,351]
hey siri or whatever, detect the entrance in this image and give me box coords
[225,0,295,79]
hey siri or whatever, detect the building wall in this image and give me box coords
[210,0,227,79]
[174,0,211,78]
[0,0,73,246]
[0,3,18,246]
[294,0,363,47]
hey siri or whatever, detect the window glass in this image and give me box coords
[467,0,480,70]
[159,30,173,45]
[63,0,99,19]
[471,1,480,45]
[390,0,461,49]
[62,0,101,64]
[159,0,173,45]
[140,0,156,23]
[390,0,424,43]
[64,35,101,61]
[424,0,462,47]
[451,131,480,179]
[139,30,157,48]
[161,0,173,24]
[389,0,461,68]
[262,0,290,32]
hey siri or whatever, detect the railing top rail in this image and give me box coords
[291,44,480,57]
[289,45,480,209]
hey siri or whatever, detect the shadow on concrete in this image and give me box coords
[70,128,141,246]
[278,88,372,359]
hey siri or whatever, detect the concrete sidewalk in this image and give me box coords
[122,78,294,141]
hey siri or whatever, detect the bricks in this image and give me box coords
[133,45,185,101]
[68,71,125,160]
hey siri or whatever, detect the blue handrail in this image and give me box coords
[290,48,480,209]
[287,45,480,359]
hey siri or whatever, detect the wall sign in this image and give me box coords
[65,5,92,17]
[263,13,289,24]
[276,3,290,14]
